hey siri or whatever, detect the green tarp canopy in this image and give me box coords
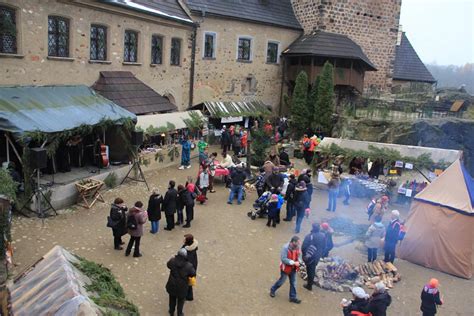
[0,85,136,137]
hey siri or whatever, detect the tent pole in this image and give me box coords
[6,134,10,163]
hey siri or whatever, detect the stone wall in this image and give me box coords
[291,0,402,92]
[192,15,302,111]
[0,0,193,110]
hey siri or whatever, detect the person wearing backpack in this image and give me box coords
[108,197,127,250]
[183,183,197,228]
[420,278,443,316]
[384,210,401,263]
[367,196,377,221]
[182,234,198,301]
[166,248,196,316]
[125,201,148,257]
[301,223,326,291]
[366,215,385,262]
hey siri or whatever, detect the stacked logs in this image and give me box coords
[355,260,401,289]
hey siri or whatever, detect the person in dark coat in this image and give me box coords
[283,174,297,221]
[109,197,127,250]
[227,166,246,205]
[266,167,284,193]
[163,180,178,231]
[342,287,370,316]
[182,234,198,301]
[183,183,197,228]
[147,188,163,234]
[293,181,309,234]
[298,169,313,208]
[384,210,401,263]
[266,194,280,227]
[321,222,334,258]
[301,223,326,291]
[369,282,392,316]
[420,278,443,316]
[220,126,231,152]
[279,148,291,167]
[176,184,186,225]
[166,248,196,316]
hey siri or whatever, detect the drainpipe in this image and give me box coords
[189,23,197,108]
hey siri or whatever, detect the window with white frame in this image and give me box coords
[266,41,279,64]
[237,36,252,61]
[203,32,216,58]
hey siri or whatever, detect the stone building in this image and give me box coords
[291,0,403,92]
[184,0,302,110]
[0,0,194,110]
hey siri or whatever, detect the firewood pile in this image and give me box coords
[355,260,401,289]
[299,257,401,292]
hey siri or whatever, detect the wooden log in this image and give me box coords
[385,262,398,272]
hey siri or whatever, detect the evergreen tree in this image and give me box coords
[315,61,335,135]
[307,76,320,132]
[290,71,309,136]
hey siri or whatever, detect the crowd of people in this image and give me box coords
[105,119,443,316]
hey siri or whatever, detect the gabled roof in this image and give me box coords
[282,31,377,71]
[185,0,302,30]
[415,159,474,215]
[101,0,193,24]
[393,32,436,83]
[92,71,177,115]
[0,85,136,137]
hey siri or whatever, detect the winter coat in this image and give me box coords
[279,151,290,166]
[220,154,235,168]
[166,255,196,299]
[255,173,266,191]
[182,240,199,271]
[420,286,442,314]
[323,229,334,256]
[297,174,311,185]
[384,219,401,249]
[127,207,148,237]
[266,173,283,190]
[230,168,246,185]
[365,222,386,249]
[183,190,196,207]
[285,178,297,201]
[163,188,178,215]
[369,292,392,316]
[181,139,191,152]
[110,204,127,237]
[147,194,163,221]
[232,134,241,147]
[199,171,209,188]
[177,188,186,210]
[302,231,326,265]
[221,130,231,146]
[343,298,370,316]
[267,201,280,218]
[294,187,309,209]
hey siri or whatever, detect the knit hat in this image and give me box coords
[429,278,439,288]
[375,281,386,293]
[391,210,400,218]
[352,287,369,299]
[297,181,306,189]
[178,248,187,258]
[321,222,330,230]
[311,222,320,232]
[270,194,279,202]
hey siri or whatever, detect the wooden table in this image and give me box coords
[75,179,105,209]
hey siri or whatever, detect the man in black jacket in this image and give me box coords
[227,166,246,205]
[301,223,326,291]
[166,248,196,316]
[163,180,178,231]
[384,210,401,263]
[283,174,297,221]
[266,167,284,193]
[220,126,231,152]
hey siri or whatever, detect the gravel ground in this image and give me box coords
[10,159,474,315]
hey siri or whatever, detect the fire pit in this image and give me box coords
[299,257,401,292]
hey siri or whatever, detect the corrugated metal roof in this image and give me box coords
[186,0,302,30]
[194,100,271,117]
[0,85,136,136]
[282,31,377,71]
[92,71,177,115]
[393,33,436,83]
[136,110,204,132]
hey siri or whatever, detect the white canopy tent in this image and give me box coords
[136,110,205,132]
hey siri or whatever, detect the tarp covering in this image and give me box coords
[399,160,474,279]
[415,159,474,215]
[136,110,204,132]
[318,137,462,164]
[192,101,271,118]
[0,85,136,136]
[9,246,101,315]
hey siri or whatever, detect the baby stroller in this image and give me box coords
[247,191,271,220]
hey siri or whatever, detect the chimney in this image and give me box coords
[396,25,403,45]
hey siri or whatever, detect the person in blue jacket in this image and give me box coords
[179,136,192,170]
